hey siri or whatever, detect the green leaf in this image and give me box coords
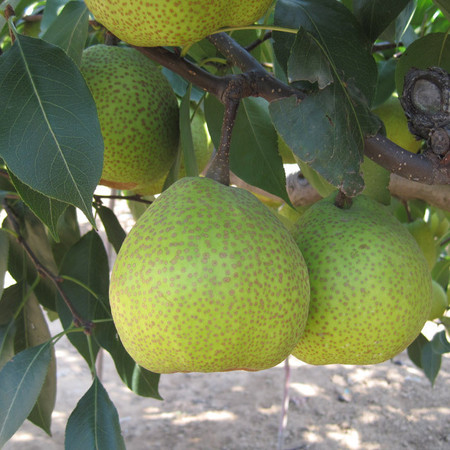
[433,0,450,20]
[0,229,8,298]
[269,87,367,196]
[407,332,428,368]
[8,169,68,241]
[18,294,56,435]
[95,322,162,399]
[421,341,442,385]
[372,59,397,109]
[180,85,198,178]
[430,330,450,354]
[40,0,71,34]
[0,34,103,224]
[65,377,126,450]
[4,205,58,311]
[41,1,89,67]
[395,32,450,93]
[353,0,412,42]
[0,320,16,370]
[95,205,126,254]
[57,230,110,365]
[287,28,333,89]
[431,257,450,288]
[205,95,290,204]
[273,0,377,103]
[0,342,52,447]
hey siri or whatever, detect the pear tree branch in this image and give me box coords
[134,33,449,187]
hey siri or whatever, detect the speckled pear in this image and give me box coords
[84,0,273,47]
[110,177,310,373]
[81,45,179,191]
[291,193,432,365]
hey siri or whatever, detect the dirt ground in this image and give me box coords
[4,186,450,450]
[4,319,450,450]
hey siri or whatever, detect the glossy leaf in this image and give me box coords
[8,169,68,241]
[0,33,103,224]
[57,230,110,365]
[95,205,126,255]
[407,332,428,368]
[431,330,450,354]
[41,1,89,66]
[180,85,198,178]
[95,321,162,400]
[353,0,412,42]
[0,320,16,370]
[273,0,377,103]
[0,229,8,298]
[421,341,442,386]
[65,377,126,450]
[395,32,450,93]
[40,0,71,34]
[0,342,52,447]
[431,257,450,288]
[433,0,450,20]
[205,95,290,204]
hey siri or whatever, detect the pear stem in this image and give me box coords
[334,190,353,209]
[205,97,240,186]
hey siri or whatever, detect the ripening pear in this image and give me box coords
[81,45,179,191]
[110,177,310,373]
[290,192,432,365]
[84,0,273,47]
[134,108,213,196]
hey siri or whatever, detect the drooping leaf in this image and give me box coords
[180,85,198,178]
[95,205,126,254]
[41,1,89,66]
[430,330,450,354]
[407,332,429,368]
[353,0,412,42]
[287,28,333,89]
[0,229,8,298]
[269,85,378,196]
[40,0,72,34]
[4,205,58,311]
[95,321,162,399]
[205,95,290,204]
[431,258,450,288]
[395,32,450,93]
[16,294,56,436]
[0,33,103,224]
[8,169,68,241]
[273,0,377,103]
[65,377,126,450]
[56,230,110,365]
[421,341,442,386]
[0,342,52,447]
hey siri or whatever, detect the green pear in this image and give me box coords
[290,193,432,365]
[81,45,179,191]
[134,108,213,196]
[84,0,273,47]
[110,177,310,373]
[428,280,448,320]
[404,219,438,270]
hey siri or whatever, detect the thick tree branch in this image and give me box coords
[364,134,449,184]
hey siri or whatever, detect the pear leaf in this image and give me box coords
[65,377,126,450]
[0,34,103,224]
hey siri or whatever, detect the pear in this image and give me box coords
[81,45,179,191]
[428,280,448,320]
[110,177,310,373]
[134,108,213,196]
[290,192,432,365]
[84,0,273,47]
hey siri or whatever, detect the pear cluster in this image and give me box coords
[110,179,433,372]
